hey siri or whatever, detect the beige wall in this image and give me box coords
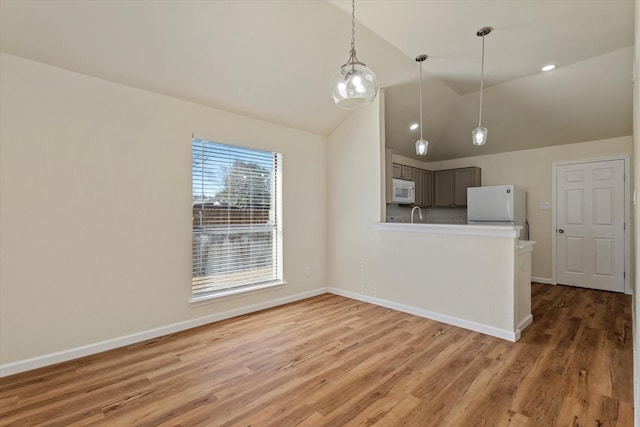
[393,137,633,280]
[327,91,383,296]
[0,53,328,368]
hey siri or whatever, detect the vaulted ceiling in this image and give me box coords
[0,0,634,161]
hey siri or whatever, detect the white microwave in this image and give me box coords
[392,178,415,204]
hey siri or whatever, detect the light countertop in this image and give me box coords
[376,222,523,238]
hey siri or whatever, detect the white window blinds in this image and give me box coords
[192,138,282,298]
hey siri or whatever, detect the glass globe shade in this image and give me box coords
[330,62,378,110]
[415,139,428,156]
[472,127,488,146]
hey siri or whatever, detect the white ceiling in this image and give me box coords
[0,0,635,161]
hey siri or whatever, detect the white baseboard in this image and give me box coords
[2,285,533,377]
[0,287,328,378]
[327,287,518,342]
[515,314,534,341]
[532,277,632,295]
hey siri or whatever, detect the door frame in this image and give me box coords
[551,155,631,294]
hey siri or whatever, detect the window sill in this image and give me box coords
[189,281,286,306]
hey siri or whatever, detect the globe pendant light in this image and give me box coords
[472,27,492,146]
[330,0,378,110]
[415,55,428,156]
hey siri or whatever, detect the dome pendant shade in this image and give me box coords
[330,0,378,110]
[330,62,378,110]
[472,127,488,146]
[416,139,429,155]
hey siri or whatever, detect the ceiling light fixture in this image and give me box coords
[410,123,419,131]
[330,0,378,110]
[415,54,428,156]
[472,27,492,146]
[542,64,556,72]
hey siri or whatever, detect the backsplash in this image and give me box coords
[386,204,467,224]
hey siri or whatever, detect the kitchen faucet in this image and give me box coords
[411,206,423,224]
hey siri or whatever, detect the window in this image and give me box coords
[191,137,282,300]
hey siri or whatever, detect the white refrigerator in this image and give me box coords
[467,185,527,226]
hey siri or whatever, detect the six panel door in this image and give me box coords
[556,160,624,292]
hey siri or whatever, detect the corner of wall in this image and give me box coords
[326,97,382,291]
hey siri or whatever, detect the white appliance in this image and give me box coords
[467,185,526,226]
[392,178,415,204]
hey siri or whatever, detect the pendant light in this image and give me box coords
[472,27,492,146]
[415,55,428,156]
[330,0,378,110]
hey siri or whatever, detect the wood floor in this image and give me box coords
[0,283,633,426]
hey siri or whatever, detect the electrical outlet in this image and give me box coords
[539,202,550,210]
[304,267,311,278]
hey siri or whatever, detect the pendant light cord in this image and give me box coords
[348,0,358,68]
[351,0,355,54]
[419,60,424,140]
[478,32,485,127]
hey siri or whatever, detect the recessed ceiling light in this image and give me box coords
[409,123,419,130]
[542,64,556,72]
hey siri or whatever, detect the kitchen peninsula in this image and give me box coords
[371,222,534,341]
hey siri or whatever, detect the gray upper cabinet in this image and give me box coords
[385,148,394,204]
[388,154,478,208]
[412,168,423,206]
[422,170,433,208]
[434,167,481,207]
[434,170,454,207]
[401,165,412,181]
[392,163,402,179]
[400,165,413,181]
[453,167,481,206]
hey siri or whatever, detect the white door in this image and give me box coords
[556,160,625,292]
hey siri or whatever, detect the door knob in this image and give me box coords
[558,229,564,233]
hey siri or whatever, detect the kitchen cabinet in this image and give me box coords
[387,153,478,208]
[391,163,412,182]
[422,170,433,207]
[412,168,423,206]
[392,163,402,179]
[434,167,481,207]
[385,148,394,203]
[391,163,414,181]
[434,170,453,207]
[401,165,412,180]
[453,167,480,206]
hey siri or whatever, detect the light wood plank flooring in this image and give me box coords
[0,283,633,426]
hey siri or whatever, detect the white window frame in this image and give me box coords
[190,135,283,303]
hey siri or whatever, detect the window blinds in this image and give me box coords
[192,138,282,297]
